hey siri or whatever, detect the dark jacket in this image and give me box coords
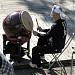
[37,19,67,50]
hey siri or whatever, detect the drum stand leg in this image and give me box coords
[17,42,21,63]
[27,41,31,58]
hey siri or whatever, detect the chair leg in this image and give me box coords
[48,54,58,69]
[56,59,67,75]
[53,54,67,75]
[48,54,67,75]
[70,52,74,75]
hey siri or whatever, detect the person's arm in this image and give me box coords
[37,25,58,38]
[37,26,49,32]
[43,29,50,32]
[33,24,58,39]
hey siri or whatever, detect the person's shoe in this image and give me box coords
[38,66,42,69]
[29,62,37,68]
[29,62,42,69]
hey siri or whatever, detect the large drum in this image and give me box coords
[3,11,33,44]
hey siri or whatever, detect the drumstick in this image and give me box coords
[36,18,40,31]
[35,18,39,27]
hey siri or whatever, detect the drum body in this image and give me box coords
[3,11,33,43]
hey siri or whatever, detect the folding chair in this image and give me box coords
[47,28,74,75]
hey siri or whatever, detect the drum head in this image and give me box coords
[21,11,33,31]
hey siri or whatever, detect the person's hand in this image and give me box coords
[37,26,43,32]
[33,30,38,36]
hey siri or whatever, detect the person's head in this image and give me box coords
[50,5,62,21]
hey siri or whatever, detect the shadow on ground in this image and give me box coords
[12,57,73,75]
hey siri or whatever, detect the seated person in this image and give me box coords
[0,51,14,75]
[29,5,67,68]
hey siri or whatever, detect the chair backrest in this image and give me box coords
[57,27,74,58]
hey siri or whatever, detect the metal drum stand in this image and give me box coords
[3,34,30,63]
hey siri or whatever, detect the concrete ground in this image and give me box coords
[0,0,75,75]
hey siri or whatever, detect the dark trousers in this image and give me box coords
[32,43,55,67]
[37,36,49,56]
